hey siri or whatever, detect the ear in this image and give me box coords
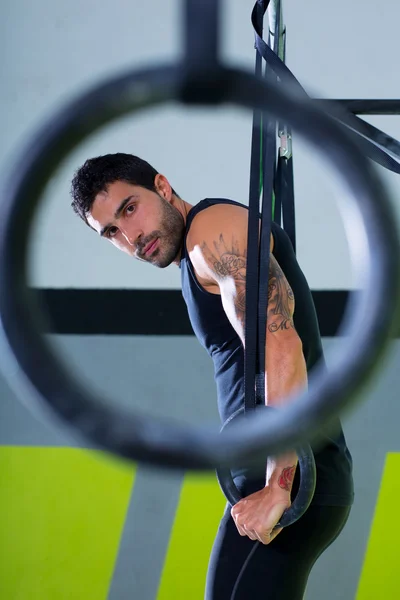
[154,174,173,202]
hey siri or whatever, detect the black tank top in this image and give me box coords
[180,198,354,506]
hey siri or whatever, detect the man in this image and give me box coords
[71,152,354,599]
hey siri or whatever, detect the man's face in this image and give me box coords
[87,180,185,268]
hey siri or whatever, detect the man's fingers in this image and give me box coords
[231,501,285,544]
[243,525,258,541]
[236,521,254,539]
[233,518,247,537]
[250,523,284,545]
[232,512,258,541]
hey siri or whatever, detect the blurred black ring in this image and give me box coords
[0,63,399,470]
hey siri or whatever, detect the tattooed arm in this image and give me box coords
[187,203,308,497]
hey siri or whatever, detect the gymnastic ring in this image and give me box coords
[0,63,399,470]
[216,407,316,527]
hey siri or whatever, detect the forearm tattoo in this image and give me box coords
[201,233,295,334]
[278,465,296,491]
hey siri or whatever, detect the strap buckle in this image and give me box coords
[279,126,292,159]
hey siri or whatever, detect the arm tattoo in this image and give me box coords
[278,465,296,491]
[268,255,295,333]
[200,234,295,335]
[201,234,247,321]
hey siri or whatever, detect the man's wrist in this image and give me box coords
[266,451,298,493]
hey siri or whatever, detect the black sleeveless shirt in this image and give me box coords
[180,198,354,506]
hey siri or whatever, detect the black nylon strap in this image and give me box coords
[327,99,400,115]
[278,155,296,253]
[245,0,400,423]
[255,2,281,406]
[244,0,279,413]
[336,116,400,163]
[244,0,265,413]
[251,2,400,175]
[273,9,296,253]
[273,150,297,254]
[273,172,282,226]
[256,115,275,404]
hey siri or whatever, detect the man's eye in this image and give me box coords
[126,205,135,215]
[108,227,118,238]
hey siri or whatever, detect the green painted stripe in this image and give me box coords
[356,452,400,600]
[157,473,226,599]
[0,446,136,600]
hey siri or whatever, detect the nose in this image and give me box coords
[121,226,142,248]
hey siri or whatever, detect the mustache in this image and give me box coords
[137,232,162,255]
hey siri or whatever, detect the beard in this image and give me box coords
[138,196,185,268]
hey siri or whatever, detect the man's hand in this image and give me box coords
[231,486,290,544]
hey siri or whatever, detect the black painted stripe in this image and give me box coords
[35,288,352,336]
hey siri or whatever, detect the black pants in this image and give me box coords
[205,477,351,600]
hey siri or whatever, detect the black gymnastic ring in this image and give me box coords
[0,63,399,470]
[216,407,316,527]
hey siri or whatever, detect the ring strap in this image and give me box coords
[244,0,281,413]
[252,1,400,175]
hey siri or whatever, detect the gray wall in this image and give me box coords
[2,0,400,290]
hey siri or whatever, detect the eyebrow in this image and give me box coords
[99,195,138,237]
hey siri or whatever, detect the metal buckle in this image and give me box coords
[279,126,292,159]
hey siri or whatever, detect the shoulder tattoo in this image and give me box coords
[200,234,295,334]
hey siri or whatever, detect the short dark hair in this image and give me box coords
[70,153,179,225]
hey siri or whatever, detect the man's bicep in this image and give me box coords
[209,247,297,347]
[218,252,298,346]
[200,234,247,335]
[188,227,247,340]
[187,213,278,343]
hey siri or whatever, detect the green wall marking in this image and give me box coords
[157,473,226,599]
[0,446,136,600]
[356,452,400,600]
